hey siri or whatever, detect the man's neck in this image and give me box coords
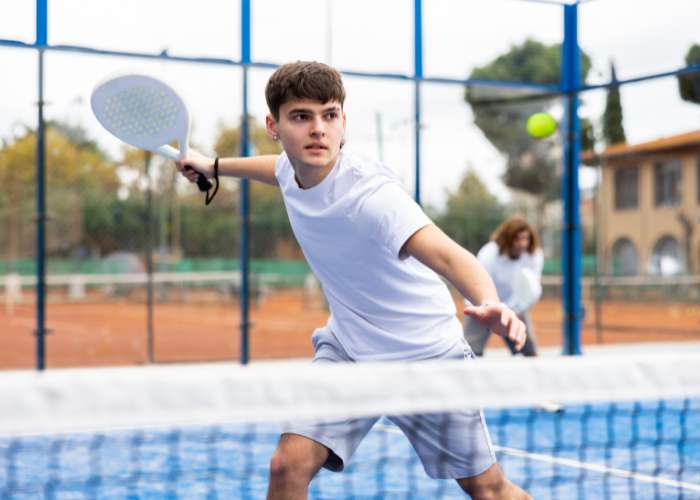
[290,150,341,190]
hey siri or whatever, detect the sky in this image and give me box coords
[1,0,699,209]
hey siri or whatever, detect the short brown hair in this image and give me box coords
[490,215,540,255]
[265,61,346,121]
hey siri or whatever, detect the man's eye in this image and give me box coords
[326,113,336,119]
[294,114,306,120]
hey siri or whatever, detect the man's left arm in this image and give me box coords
[403,224,527,351]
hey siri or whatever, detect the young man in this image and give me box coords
[464,215,544,357]
[178,61,532,500]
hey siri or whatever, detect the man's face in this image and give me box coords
[510,230,531,258]
[266,98,346,170]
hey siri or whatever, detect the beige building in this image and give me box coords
[582,130,700,276]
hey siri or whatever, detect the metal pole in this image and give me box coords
[34,0,49,370]
[414,82,421,204]
[413,0,423,205]
[594,162,603,344]
[35,48,48,370]
[145,151,154,363]
[240,0,251,365]
[561,4,582,355]
[240,69,250,365]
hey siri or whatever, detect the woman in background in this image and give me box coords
[464,215,543,357]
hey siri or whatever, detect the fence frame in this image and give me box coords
[2,0,700,367]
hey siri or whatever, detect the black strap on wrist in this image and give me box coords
[205,157,220,206]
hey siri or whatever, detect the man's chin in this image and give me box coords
[299,152,334,167]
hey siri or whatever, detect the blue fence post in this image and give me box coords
[239,0,251,365]
[413,0,422,205]
[561,3,582,355]
[35,0,48,370]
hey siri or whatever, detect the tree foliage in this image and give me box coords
[0,123,119,191]
[431,170,505,254]
[465,39,591,201]
[602,62,626,146]
[677,44,700,105]
[0,123,119,260]
[211,119,299,258]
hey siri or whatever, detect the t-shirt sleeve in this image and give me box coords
[352,178,433,260]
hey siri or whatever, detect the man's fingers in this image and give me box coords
[178,164,199,183]
[507,312,517,341]
[463,306,489,320]
[511,317,526,351]
[463,306,480,317]
[500,308,509,328]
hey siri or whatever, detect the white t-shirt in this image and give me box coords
[467,241,544,312]
[276,144,463,362]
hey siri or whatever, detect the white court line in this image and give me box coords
[373,425,700,492]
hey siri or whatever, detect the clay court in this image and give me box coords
[2,288,699,370]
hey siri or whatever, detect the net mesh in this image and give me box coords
[2,353,699,499]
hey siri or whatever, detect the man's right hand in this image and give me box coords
[176,150,216,183]
[463,303,527,352]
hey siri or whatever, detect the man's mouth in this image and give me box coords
[305,143,327,151]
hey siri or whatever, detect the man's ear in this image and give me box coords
[266,114,279,140]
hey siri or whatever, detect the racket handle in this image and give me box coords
[184,166,213,192]
[195,174,213,192]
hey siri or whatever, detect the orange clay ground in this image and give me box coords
[1,289,699,370]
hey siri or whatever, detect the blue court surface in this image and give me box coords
[1,399,698,499]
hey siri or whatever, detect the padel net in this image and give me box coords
[1,353,699,499]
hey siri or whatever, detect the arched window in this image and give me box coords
[650,237,682,276]
[609,238,638,276]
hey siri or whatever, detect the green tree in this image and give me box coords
[580,117,596,152]
[677,44,700,105]
[0,123,119,262]
[602,62,626,146]
[212,119,296,260]
[88,119,292,261]
[432,170,504,254]
[465,39,591,202]
[213,118,282,157]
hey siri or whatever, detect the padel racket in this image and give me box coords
[513,267,542,313]
[90,68,213,194]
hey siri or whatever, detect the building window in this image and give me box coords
[649,236,682,276]
[655,160,682,207]
[614,166,638,210]
[609,238,638,276]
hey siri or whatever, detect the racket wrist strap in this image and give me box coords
[205,157,220,206]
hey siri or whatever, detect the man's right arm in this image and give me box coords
[177,151,280,187]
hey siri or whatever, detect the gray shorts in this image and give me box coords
[464,311,538,356]
[281,327,497,480]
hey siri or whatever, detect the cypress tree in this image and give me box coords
[602,62,626,145]
[677,44,700,105]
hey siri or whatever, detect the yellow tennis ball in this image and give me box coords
[526,113,557,138]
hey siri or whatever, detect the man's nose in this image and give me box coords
[310,116,325,135]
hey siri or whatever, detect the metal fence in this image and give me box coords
[1,0,699,369]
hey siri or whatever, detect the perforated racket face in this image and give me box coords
[91,70,190,156]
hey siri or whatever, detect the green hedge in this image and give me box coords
[1,256,599,282]
[0,258,313,286]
